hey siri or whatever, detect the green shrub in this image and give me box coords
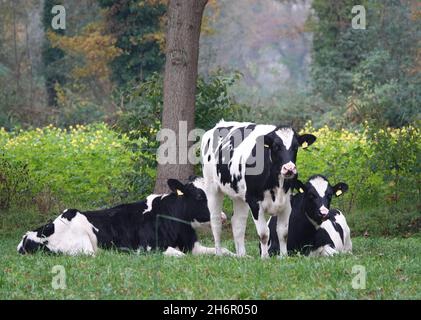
[297,122,421,211]
[0,124,152,210]
[113,71,248,140]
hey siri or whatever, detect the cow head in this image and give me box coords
[168,177,212,225]
[264,127,316,179]
[167,177,226,229]
[295,175,348,224]
[17,221,55,254]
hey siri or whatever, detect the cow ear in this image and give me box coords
[294,179,306,194]
[263,134,274,148]
[188,175,199,182]
[167,179,186,196]
[333,182,348,197]
[298,134,316,149]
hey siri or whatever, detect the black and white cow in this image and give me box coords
[17,177,232,257]
[201,120,316,258]
[266,175,352,257]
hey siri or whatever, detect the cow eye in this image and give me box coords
[195,191,206,201]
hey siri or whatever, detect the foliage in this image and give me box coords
[309,0,421,127]
[97,0,167,86]
[48,22,122,84]
[297,122,421,211]
[0,124,152,210]
[114,71,248,139]
[0,154,32,211]
[42,0,67,107]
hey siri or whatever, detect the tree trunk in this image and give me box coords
[12,1,20,94]
[154,0,208,193]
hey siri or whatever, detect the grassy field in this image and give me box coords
[1,230,420,299]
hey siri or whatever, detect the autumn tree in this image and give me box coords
[97,0,167,86]
[154,0,209,193]
[42,0,66,107]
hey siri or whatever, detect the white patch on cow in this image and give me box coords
[309,176,329,197]
[310,245,338,257]
[275,128,294,150]
[47,212,98,255]
[143,194,161,214]
[192,177,206,192]
[320,210,352,254]
[192,242,235,256]
[260,184,290,216]
[19,212,98,256]
[163,247,185,257]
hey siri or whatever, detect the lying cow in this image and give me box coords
[17,177,232,257]
[201,120,316,258]
[265,175,352,257]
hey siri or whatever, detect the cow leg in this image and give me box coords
[232,199,249,257]
[247,198,269,259]
[192,242,235,256]
[208,190,224,256]
[164,247,185,257]
[276,204,291,257]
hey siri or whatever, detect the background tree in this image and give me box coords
[310,0,421,127]
[42,0,67,107]
[97,0,167,87]
[154,0,209,193]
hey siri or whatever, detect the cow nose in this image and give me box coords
[281,162,297,178]
[320,206,329,217]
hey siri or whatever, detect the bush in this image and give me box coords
[0,124,152,210]
[297,122,421,212]
[113,71,249,140]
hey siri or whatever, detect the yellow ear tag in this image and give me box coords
[299,188,304,193]
[335,190,342,196]
[302,141,308,149]
[176,189,184,196]
[264,144,269,148]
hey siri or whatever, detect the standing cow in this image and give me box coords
[201,120,316,258]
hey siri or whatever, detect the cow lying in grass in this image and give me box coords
[17,177,233,257]
[265,175,352,257]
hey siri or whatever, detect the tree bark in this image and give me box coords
[154,0,208,193]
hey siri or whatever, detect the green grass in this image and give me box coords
[1,231,420,299]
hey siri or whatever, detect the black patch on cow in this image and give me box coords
[204,138,210,155]
[207,154,211,162]
[267,217,280,256]
[61,209,78,221]
[36,222,55,238]
[330,220,344,244]
[270,190,276,202]
[314,228,335,249]
[282,177,296,193]
[18,236,51,254]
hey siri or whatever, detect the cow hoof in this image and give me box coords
[221,248,236,256]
